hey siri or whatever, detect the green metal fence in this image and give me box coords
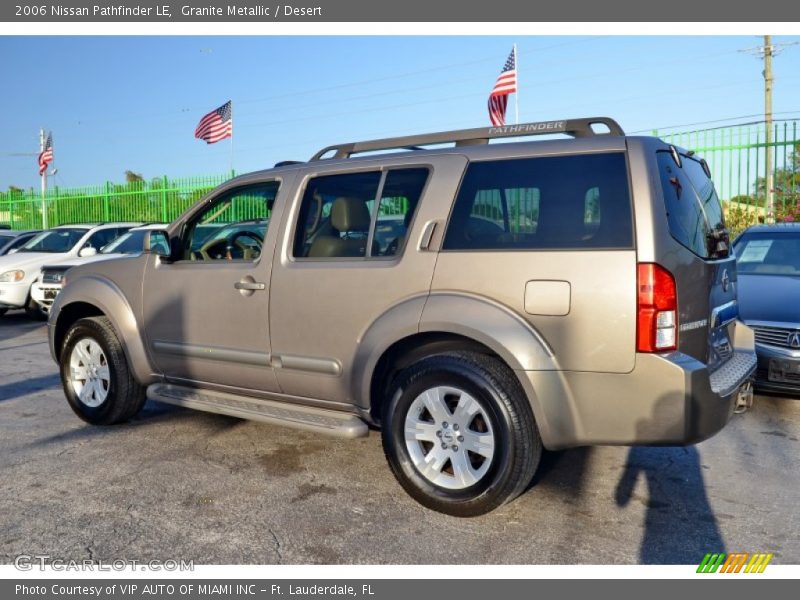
[656,119,800,233]
[0,173,233,231]
[2,120,798,235]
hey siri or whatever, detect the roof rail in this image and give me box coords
[310,117,624,161]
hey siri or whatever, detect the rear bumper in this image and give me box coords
[518,323,757,449]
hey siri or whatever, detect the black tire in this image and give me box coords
[59,316,146,425]
[24,296,46,320]
[382,351,541,517]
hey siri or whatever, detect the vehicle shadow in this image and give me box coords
[20,401,243,451]
[0,373,61,402]
[0,311,45,342]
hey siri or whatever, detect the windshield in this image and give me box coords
[734,231,800,276]
[101,229,148,254]
[18,228,86,253]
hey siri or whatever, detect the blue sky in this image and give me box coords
[1,35,800,190]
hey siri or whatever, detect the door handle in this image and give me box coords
[419,221,437,251]
[234,281,266,291]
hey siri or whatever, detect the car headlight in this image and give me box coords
[0,270,24,283]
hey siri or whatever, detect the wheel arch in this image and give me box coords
[367,331,506,424]
[50,275,157,385]
[357,292,558,441]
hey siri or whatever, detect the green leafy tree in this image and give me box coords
[754,143,800,223]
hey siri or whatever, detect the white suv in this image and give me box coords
[31,224,167,313]
[0,223,140,318]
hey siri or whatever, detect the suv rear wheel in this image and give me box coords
[59,316,146,425]
[382,351,541,517]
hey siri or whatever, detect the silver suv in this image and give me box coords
[49,118,756,516]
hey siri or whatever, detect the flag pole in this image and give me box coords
[39,128,48,229]
[229,101,234,176]
[514,43,519,125]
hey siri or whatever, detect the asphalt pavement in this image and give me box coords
[1,311,798,565]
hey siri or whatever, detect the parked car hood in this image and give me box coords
[738,274,800,324]
[0,251,74,275]
[41,253,126,270]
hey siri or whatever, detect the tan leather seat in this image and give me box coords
[308,197,371,258]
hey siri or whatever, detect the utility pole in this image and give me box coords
[741,36,799,221]
[764,36,774,219]
[40,128,48,229]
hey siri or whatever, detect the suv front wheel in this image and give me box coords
[382,351,541,517]
[59,316,146,425]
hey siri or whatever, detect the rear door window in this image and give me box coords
[293,168,428,259]
[86,227,126,251]
[657,151,727,259]
[443,153,632,250]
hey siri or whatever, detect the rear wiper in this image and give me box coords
[706,227,730,259]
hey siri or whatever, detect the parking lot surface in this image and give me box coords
[1,312,798,565]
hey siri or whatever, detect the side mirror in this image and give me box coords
[79,246,98,257]
[143,230,172,259]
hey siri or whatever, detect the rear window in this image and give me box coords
[657,151,727,259]
[443,153,633,251]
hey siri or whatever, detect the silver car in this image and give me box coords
[48,118,756,516]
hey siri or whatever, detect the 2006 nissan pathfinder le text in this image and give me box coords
[49,118,757,516]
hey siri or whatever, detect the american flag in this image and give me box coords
[38,132,53,175]
[488,47,517,127]
[194,101,233,144]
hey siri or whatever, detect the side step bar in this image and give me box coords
[147,383,369,439]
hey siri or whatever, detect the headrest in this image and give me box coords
[331,197,371,232]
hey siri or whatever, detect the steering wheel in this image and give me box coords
[196,230,264,261]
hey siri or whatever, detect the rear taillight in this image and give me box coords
[637,263,678,352]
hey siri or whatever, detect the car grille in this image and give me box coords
[41,269,67,284]
[751,325,800,349]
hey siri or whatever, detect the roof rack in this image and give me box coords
[310,117,624,161]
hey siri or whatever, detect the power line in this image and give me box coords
[632,111,800,134]
[53,38,742,131]
[59,38,601,129]
[77,51,763,142]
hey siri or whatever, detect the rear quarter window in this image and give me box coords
[443,153,633,251]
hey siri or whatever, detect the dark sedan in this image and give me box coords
[0,230,42,256]
[734,223,800,395]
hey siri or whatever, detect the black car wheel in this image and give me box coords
[60,316,146,425]
[382,351,541,517]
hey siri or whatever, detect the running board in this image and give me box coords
[147,383,369,438]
